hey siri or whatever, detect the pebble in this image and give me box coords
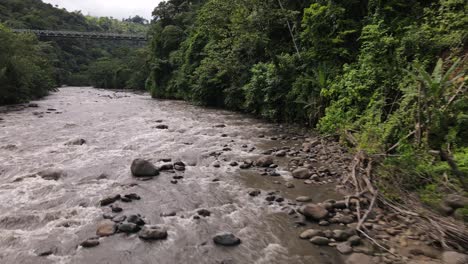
[296,196,312,202]
[310,236,330,245]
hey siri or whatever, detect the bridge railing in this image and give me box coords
[12,29,147,41]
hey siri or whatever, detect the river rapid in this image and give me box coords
[0,87,346,264]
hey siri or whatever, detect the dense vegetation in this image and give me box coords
[0,0,149,104]
[147,0,467,217]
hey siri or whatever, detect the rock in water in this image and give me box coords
[292,168,312,179]
[309,236,330,245]
[100,195,121,206]
[38,168,66,181]
[131,159,159,177]
[81,238,100,248]
[301,204,329,221]
[65,138,86,146]
[213,233,241,246]
[118,222,140,233]
[254,156,274,167]
[139,225,168,240]
[96,220,116,236]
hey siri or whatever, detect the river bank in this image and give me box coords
[0,87,466,264]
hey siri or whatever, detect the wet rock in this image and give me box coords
[131,159,159,177]
[285,182,295,188]
[198,209,211,217]
[158,163,174,171]
[155,124,168,129]
[124,193,141,200]
[333,229,353,241]
[269,171,280,177]
[229,161,238,166]
[266,195,276,202]
[65,138,86,146]
[214,124,226,128]
[171,180,178,184]
[319,220,330,226]
[444,194,468,209]
[112,215,127,223]
[300,229,324,239]
[28,103,39,108]
[333,200,348,209]
[348,235,361,246]
[213,162,221,168]
[310,236,330,245]
[127,214,145,226]
[81,238,100,248]
[38,168,66,181]
[213,233,241,246]
[275,197,284,203]
[111,205,123,213]
[100,195,121,206]
[302,140,319,152]
[96,220,116,236]
[139,225,168,240]
[248,189,261,197]
[254,156,274,167]
[301,204,329,221]
[296,196,312,203]
[346,253,373,264]
[331,214,355,224]
[292,168,312,179]
[118,222,140,233]
[442,251,468,264]
[174,161,186,171]
[337,242,353,254]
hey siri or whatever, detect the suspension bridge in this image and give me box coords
[12,29,147,41]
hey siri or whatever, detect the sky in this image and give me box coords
[42,0,163,20]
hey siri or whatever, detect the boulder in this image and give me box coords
[139,225,168,240]
[131,159,159,177]
[38,168,66,181]
[301,204,329,221]
[292,168,312,179]
[442,251,468,264]
[254,156,274,167]
[213,233,241,246]
[96,220,116,236]
[309,236,330,245]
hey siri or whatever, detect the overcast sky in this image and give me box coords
[42,0,163,20]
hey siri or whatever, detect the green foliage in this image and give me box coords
[0,24,55,104]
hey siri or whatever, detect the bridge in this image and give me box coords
[12,29,147,41]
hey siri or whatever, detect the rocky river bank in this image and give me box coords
[0,87,466,264]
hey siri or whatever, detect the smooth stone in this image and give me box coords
[213,233,241,246]
[248,189,261,197]
[310,236,330,245]
[65,138,86,146]
[296,196,312,202]
[197,209,211,217]
[285,182,295,188]
[139,225,168,240]
[81,238,100,248]
[96,220,116,236]
[131,159,159,177]
[127,214,145,226]
[302,204,329,221]
[118,222,140,233]
[292,168,312,179]
[300,229,324,239]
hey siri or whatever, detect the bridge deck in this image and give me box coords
[12,29,147,41]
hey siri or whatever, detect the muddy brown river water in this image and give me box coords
[0,87,346,264]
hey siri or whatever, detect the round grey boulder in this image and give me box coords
[131,159,159,177]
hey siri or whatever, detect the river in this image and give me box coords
[0,87,346,264]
